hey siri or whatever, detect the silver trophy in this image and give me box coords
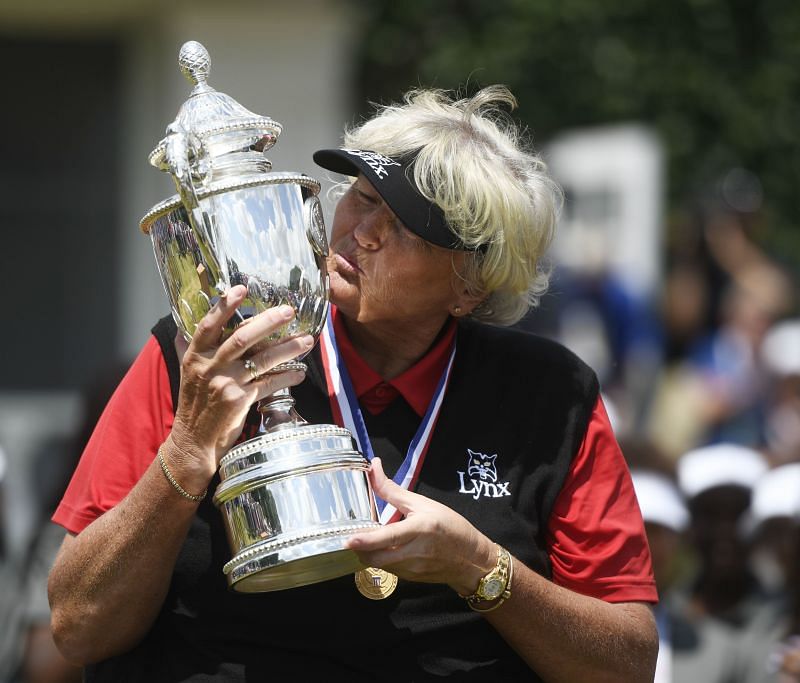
[139,41,379,592]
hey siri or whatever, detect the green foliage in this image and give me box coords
[351,0,800,265]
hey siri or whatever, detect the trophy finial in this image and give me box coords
[147,39,282,175]
[178,41,210,87]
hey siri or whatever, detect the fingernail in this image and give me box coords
[278,305,295,319]
[301,335,314,348]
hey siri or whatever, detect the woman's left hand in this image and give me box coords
[344,458,497,596]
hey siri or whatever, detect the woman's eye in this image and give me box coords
[354,188,377,205]
[398,223,430,250]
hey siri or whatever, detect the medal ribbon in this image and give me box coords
[319,309,456,525]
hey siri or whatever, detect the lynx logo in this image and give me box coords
[342,149,401,179]
[457,449,511,500]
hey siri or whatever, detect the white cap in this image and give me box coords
[751,463,800,526]
[761,319,800,378]
[631,470,689,533]
[677,443,768,500]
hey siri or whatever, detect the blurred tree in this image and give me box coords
[350,0,800,272]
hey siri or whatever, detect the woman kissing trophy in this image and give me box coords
[139,41,380,593]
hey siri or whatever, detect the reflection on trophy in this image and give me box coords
[139,41,379,592]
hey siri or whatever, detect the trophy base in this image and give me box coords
[213,424,379,593]
[224,522,379,592]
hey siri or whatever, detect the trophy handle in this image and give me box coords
[163,123,218,253]
[303,196,329,257]
[164,121,208,212]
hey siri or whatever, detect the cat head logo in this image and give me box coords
[466,449,498,483]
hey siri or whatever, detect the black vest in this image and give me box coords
[85,316,598,682]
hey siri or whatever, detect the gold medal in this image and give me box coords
[355,567,398,600]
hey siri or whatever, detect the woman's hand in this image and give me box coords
[344,457,496,596]
[167,285,314,491]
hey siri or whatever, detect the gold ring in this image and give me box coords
[243,358,259,382]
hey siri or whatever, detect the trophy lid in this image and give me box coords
[148,41,283,172]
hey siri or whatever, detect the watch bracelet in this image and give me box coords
[461,545,512,610]
[468,551,513,613]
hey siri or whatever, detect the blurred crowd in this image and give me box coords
[627,194,800,683]
[519,174,800,682]
[0,172,798,682]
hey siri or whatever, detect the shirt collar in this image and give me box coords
[330,305,457,417]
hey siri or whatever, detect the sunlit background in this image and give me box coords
[1,1,799,680]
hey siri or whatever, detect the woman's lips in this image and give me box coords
[333,251,361,275]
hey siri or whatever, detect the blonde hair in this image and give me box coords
[342,86,562,326]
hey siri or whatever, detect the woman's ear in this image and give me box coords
[449,254,485,317]
[449,290,485,317]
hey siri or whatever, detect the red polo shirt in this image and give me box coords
[54,314,656,604]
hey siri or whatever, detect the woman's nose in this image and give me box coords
[352,212,388,250]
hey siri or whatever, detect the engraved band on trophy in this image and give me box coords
[139,41,379,593]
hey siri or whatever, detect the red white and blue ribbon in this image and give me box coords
[319,310,456,525]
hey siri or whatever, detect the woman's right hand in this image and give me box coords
[166,285,313,492]
[48,284,315,664]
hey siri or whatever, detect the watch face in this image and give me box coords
[482,577,504,600]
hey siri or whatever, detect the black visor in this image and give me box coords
[313,148,470,250]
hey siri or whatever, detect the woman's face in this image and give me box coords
[327,174,468,327]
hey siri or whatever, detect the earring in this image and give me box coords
[452,305,462,316]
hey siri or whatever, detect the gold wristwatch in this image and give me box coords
[460,545,513,612]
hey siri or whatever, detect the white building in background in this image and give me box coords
[547,124,665,297]
[544,125,665,432]
[0,0,358,557]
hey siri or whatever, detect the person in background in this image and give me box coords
[1,362,130,683]
[0,442,82,683]
[648,276,787,460]
[631,468,690,682]
[633,466,741,682]
[676,443,769,626]
[0,444,24,681]
[734,463,800,682]
[759,319,800,467]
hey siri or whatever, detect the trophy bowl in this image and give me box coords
[139,41,379,592]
